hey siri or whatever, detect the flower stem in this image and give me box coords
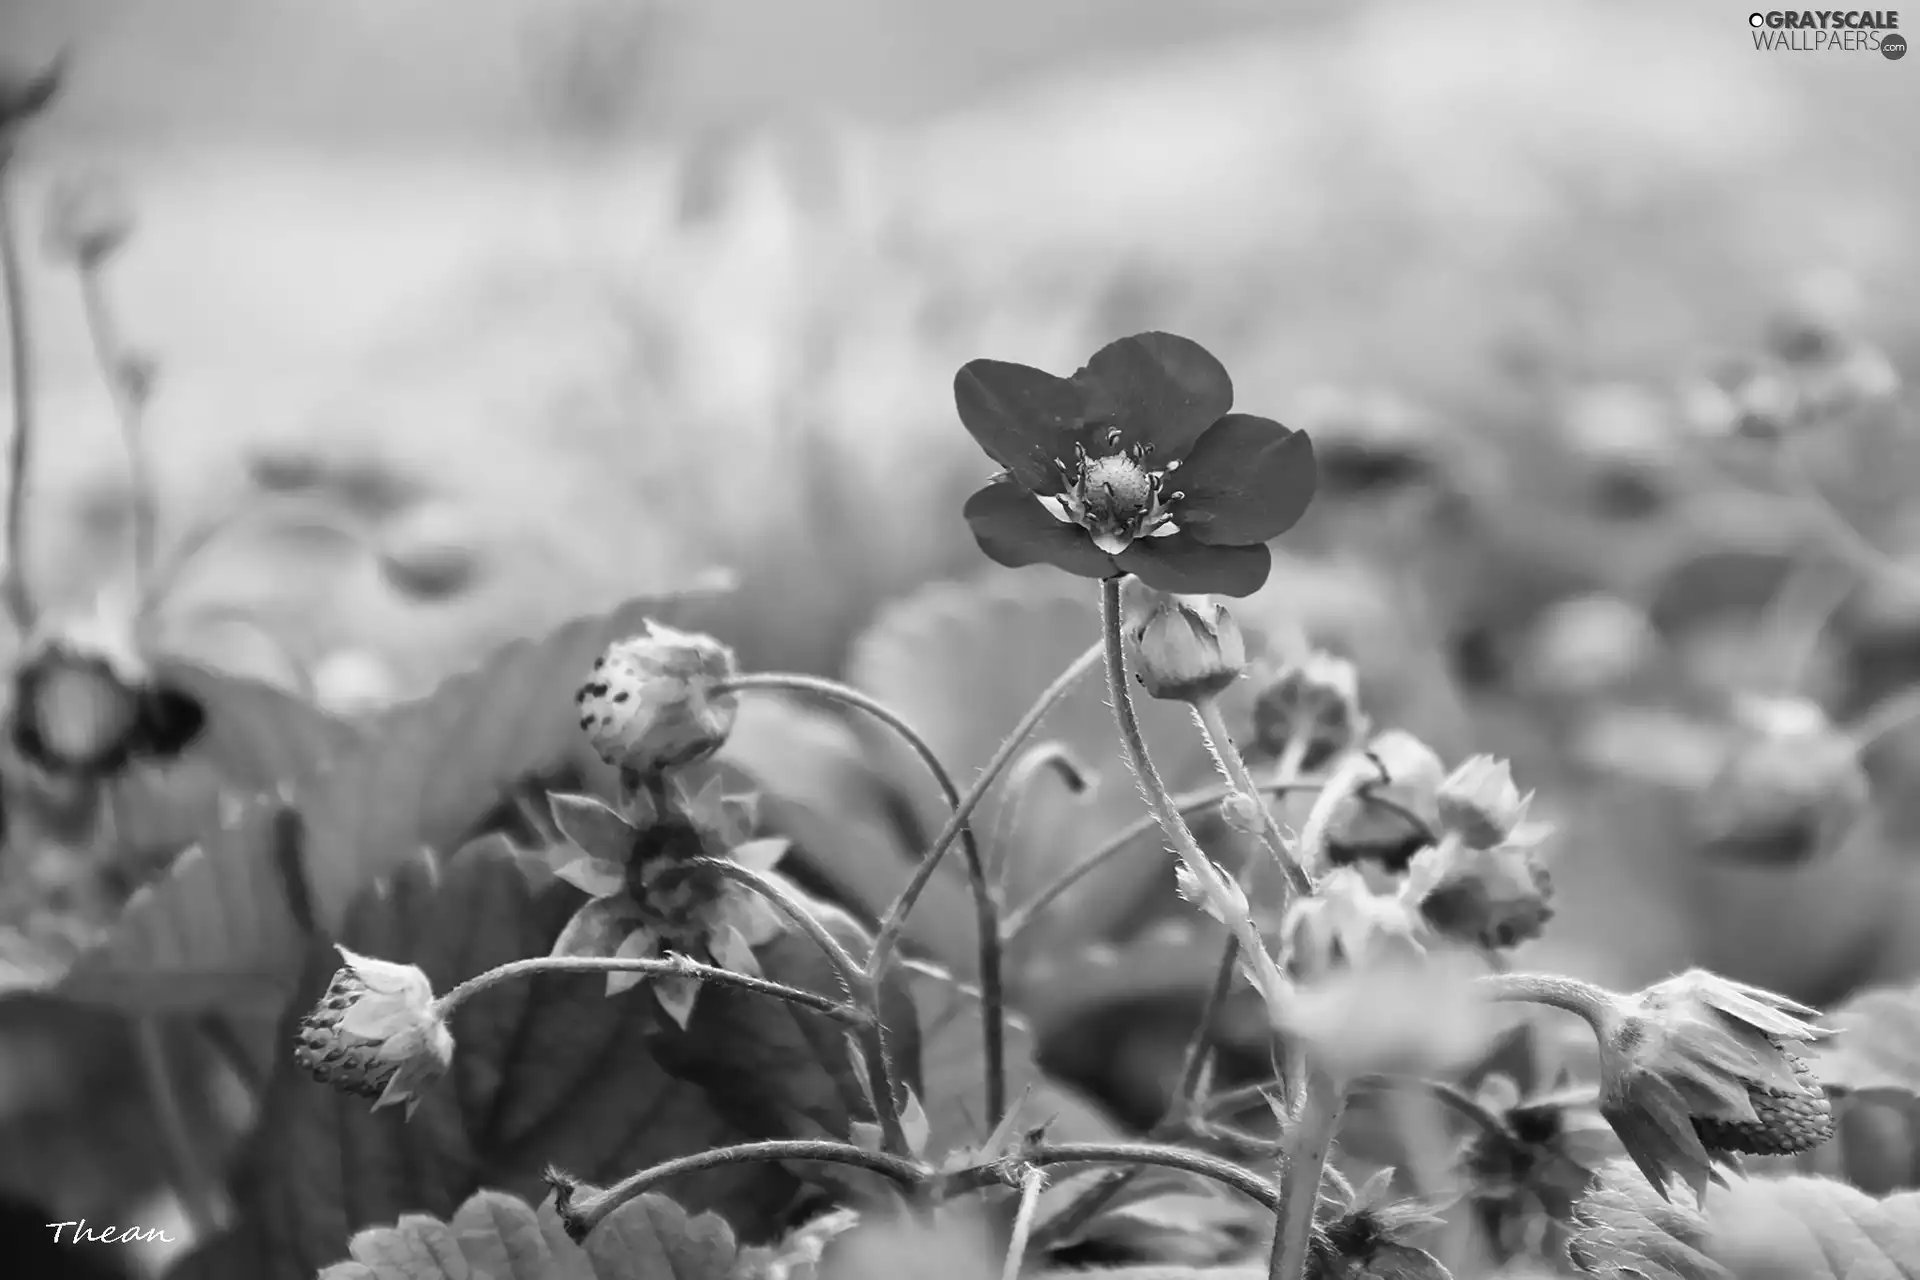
[866,638,1103,1130]
[1269,1068,1345,1280]
[133,1017,223,1241]
[0,150,38,632]
[1193,697,1312,899]
[74,261,157,589]
[947,1141,1279,1210]
[554,1139,928,1242]
[702,857,908,1153]
[431,952,867,1023]
[1477,971,1620,1040]
[1097,578,1289,1019]
[1001,1165,1047,1280]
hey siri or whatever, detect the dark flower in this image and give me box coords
[955,332,1316,597]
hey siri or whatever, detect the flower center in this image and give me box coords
[1052,434,1181,555]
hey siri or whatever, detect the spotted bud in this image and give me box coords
[576,622,739,776]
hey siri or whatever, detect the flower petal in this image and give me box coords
[338,995,420,1042]
[652,970,702,1027]
[709,923,762,977]
[336,946,432,1000]
[607,929,660,996]
[551,852,627,899]
[730,836,790,875]
[954,359,1089,494]
[1076,332,1233,459]
[547,792,637,866]
[1171,414,1317,546]
[964,479,1119,580]
[1119,534,1272,597]
[554,898,647,960]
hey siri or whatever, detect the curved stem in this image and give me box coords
[141,493,367,620]
[701,857,906,1153]
[948,1141,1278,1211]
[865,638,1103,1131]
[1194,697,1312,899]
[1099,577,1288,1017]
[721,671,1006,1126]
[1269,1069,1345,1280]
[75,263,156,588]
[134,1017,223,1240]
[0,155,38,633]
[431,952,866,1023]
[555,1139,928,1242]
[1001,1165,1047,1280]
[1477,971,1620,1041]
[989,741,1090,889]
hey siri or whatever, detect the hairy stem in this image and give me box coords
[1477,971,1620,1040]
[555,1139,928,1242]
[431,952,867,1023]
[1194,697,1313,899]
[703,857,907,1153]
[720,670,1005,1126]
[866,638,1103,1130]
[0,152,37,632]
[948,1141,1279,1210]
[1269,1069,1345,1280]
[1001,1165,1047,1280]
[1098,578,1289,1017]
[75,263,156,587]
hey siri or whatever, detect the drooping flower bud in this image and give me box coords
[576,621,739,775]
[1435,755,1529,850]
[1126,589,1247,703]
[43,171,134,268]
[1249,649,1367,767]
[294,946,454,1117]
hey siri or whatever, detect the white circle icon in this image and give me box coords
[1749,12,1766,26]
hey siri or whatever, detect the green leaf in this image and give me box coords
[1572,1161,1920,1280]
[186,833,796,1280]
[902,958,1118,1158]
[63,593,746,1017]
[648,888,923,1142]
[314,1188,740,1280]
[847,569,1217,960]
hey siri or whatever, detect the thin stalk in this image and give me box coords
[0,154,37,632]
[431,952,867,1023]
[1193,697,1313,898]
[1477,971,1619,1041]
[133,1017,223,1240]
[1001,1166,1047,1280]
[720,670,1005,1126]
[1269,1069,1345,1280]
[946,1141,1279,1210]
[866,639,1104,1130]
[76,263,156,585]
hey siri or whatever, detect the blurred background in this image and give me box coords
[3,0,1920,1274]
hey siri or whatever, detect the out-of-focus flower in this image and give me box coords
[1559,383,1692,520]
[1282,867,1427,981]
[1678,356,1801,443]
[546,768,786,1023]
[576,622,739,776]
[1317,729,1448,879]
[1695,694,1869,865]
[956,332,1316,597]
[1280,948,1496,1082]
[0,54,63,135]
[1515,592,1660,699]
[294,946,454,1117]
[43,171,134,267]
[1289,385,1448,501]
[1249,648,1368,768]
[377,502,483,602]
[1435,755,1530,850]
[1594,969,1834,1199]
[1405,827,1555,952]
[1307,1168,1449,1280]
[1460,1074,1614,1260]
[1125,587,1246,702]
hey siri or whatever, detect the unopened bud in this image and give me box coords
[294,946,453,1118]
[1127,589,1246,703]
[44,171,134,268]
[1219,790,1269,836]
[1436,755,1529,850]
[576,622,739,776]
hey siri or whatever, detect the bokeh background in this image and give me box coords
[4,0,1920,1274]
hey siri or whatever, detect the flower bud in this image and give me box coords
[1219,789,1269,836]
[294,946,454,1117]
[44,171,134,268]
[576,621,739,775]
[1436,755,1529,850]
[1126,589,1247,703]
[1250,649,1367,766]
[1696,695,1868,865]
